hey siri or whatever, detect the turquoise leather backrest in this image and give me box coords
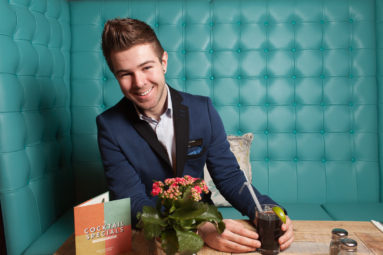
[1,0,383,254]
[71,0,381,204]
[0,1,72,254]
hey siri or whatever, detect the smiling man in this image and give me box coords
[97,18,294,253]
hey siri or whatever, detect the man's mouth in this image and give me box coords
[138,87,153,96]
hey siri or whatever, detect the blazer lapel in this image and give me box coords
[170,87,189,177]
[122,98,172,168]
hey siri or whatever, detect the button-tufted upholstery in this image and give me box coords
[1,0,383,254]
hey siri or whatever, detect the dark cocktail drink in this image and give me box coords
[255,205,285,254]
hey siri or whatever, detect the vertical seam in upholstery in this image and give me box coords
[265,0,270,194]
[293,0,299,202]
[321,0,328,203]
[238,0,242,134]
[182,0,186,92]
[349,0,358,202]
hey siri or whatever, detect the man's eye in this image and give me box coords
[143,66,152,71]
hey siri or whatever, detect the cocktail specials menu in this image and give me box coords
[74,192,131,255]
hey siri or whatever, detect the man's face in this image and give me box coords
[111,43,168,119]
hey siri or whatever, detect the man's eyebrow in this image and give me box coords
[115,60,156,75]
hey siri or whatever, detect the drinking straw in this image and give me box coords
[239,173,263,212]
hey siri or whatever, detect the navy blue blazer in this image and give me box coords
[96,86,277,227]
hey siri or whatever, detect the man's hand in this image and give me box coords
[198,219,260,253]
[279,215,294,250]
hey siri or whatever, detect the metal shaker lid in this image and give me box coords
[340,238,358,251]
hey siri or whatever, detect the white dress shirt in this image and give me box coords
[135,85,176,168]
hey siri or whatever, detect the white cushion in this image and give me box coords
[204,133,254,206]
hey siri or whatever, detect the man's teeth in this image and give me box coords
[140,87,153,96]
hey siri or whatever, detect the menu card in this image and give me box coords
[74,192,131,255]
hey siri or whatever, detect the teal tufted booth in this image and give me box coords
[1,0,383,254]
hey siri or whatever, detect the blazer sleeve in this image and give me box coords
[204,98,279,220]
[96,114,156,228]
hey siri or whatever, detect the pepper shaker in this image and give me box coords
[329,228,348,255]
[338,238,357,254]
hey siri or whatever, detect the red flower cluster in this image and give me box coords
[151,175,209,201]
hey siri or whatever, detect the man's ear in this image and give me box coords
[161,51,168,73]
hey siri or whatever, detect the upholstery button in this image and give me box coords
[320,129,325,134]
[265,157,269,162]
[237,48,241,53]
[237,130,242,135]
[182,22,186,27]
[237,103,241,107]
[291,48,296,52]
[321,158,326,163]
[320,20,325,24]
[264,48,269,53]
[291,20,296,25]
[292,75,296,79]
[320,74,325,79]
[103,77,107,81]
[210,22,214,27]
[349,74,354,79]
[320,102,325,107]
[209,49,214,54]
[265,103,269,107]
[349,102,354,107]
[264,74,269,80]
[155,23,159,28]
[351,157,356,162]
[264,21,269,26]
[237,75,242,80]
[237,21,241,25]
[292,102,297,107]
[292,129,297,134]
[349,129,354,134]
[293,157,298,162]
[210,76,214,80]
[264,130,269,135]
[349,47,353,52]
[182,50,186,54]
[182,77,186,81]
[320,47,324,51]
[101,104,106,109]
[349,18,354,23]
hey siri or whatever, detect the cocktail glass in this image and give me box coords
[255,204,285,255]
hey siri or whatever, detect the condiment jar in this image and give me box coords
[329,228,348,255]
[338,238,357,254]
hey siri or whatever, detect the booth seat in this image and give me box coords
[1,0,383,254]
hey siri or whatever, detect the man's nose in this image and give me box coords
[132,72,145,88]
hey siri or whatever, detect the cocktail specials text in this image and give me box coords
[84,222,125,240]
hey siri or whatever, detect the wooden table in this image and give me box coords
[54,220,383,255]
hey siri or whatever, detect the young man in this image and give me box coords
[97,18,294,253]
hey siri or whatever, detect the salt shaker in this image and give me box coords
[329,228,348,255]
[338,238,357,254]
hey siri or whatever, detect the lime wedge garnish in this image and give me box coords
[272,206,286,224]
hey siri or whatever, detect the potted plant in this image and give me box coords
[137,175,225,255]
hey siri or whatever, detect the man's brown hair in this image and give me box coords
[101,18,164,73]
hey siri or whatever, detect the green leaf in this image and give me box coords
[161,229,179,255]
[175,189,195,209]
[217,221,226,234]
[195,204,223,222]
[169,206,206,221]
[137,206,167,239]
[175,226,204,254]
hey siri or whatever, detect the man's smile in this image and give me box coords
[137,86,153,96]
